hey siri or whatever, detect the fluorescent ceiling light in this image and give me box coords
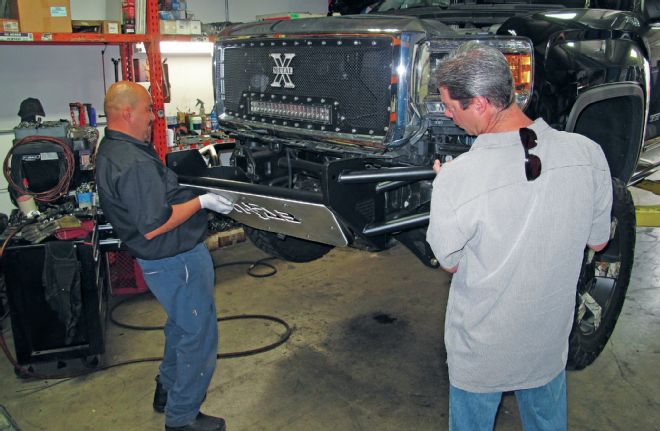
[160,41,213,54]
[135,41,213,55]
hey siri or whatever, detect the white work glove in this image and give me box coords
[199,193,234,214]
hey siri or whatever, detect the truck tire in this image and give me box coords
[244,226,333,263]
[567,178,635,370]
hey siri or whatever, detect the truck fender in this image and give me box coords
[565,82,646,184]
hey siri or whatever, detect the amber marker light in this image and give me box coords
[505,53,532,103]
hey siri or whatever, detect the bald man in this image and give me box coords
[96,81,230,431]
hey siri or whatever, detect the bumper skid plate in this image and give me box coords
[183,182,348,247]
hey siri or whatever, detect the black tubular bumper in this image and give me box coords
[172,152,436,248]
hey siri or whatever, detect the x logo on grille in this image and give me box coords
[270,53,296,88]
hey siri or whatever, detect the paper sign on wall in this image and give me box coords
[50,7,68,17]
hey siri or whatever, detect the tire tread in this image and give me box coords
[244,226,333,263]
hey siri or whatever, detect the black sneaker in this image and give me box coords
[165,413,226,431]
[153,375,168,413]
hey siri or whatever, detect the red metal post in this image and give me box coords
[145,0,167,160]
[120,43,134,81]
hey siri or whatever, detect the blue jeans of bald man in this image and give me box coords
[137,242,218,427]
[449,370,567,431]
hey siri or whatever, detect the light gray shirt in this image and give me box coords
[426,118,612,392]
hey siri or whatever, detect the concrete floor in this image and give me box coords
[1,187,659,430]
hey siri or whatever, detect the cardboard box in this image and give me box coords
[0,18,19,32]
[175,19,189,35]
[10,0,72,33]
[159,19,176,35]
[189,20,200,35]
[72,19,102,33]
[103,20,120,34]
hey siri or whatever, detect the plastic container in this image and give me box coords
[210,111,219,130]
[166,128,175,147]
[191,116,202,130]
[107,251,149,295]
[76,191,93,209]
[16,194,37,216]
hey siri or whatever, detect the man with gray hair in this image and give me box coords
[426,42,613,429]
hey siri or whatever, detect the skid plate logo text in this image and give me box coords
[234,202,301,224]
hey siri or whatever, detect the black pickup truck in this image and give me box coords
[170,0,660,369]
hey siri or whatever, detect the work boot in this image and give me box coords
[153,375,208,414]
[153,375,168,413]
[165,413,226,431]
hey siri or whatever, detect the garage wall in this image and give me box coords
[187,0,327,22]
[0,45,118,214]
[163,54,215,117]
[0,0,328,215]
[70,0,107,20]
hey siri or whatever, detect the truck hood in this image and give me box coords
[372,0,586,11]
[219,2,583,38]
[370,2,579,23]
[219,15,456,38]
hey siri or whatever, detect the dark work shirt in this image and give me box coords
[95,128,207,260]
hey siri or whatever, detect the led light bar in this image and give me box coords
[249,100,332,124]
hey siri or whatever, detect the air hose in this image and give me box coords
[3,135,75,203]
[0,256,292,381]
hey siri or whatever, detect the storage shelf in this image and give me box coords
[159,34,216,42]
[0,32,149,44]
[0,0,206,159]
[0,32,215,44]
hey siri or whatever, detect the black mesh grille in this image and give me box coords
[218,37,394,135]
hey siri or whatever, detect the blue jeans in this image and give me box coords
[137,243,218,427]
[449,370,567,431]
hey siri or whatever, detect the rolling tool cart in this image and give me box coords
[1,112,107,370]
[1,217,109,369]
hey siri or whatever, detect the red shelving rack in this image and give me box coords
[0,0,178,159]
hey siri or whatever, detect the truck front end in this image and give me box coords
[176,15,533,263]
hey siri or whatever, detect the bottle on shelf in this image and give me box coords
[122,0,136,34]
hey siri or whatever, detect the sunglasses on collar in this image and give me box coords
[519,127,542,181]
